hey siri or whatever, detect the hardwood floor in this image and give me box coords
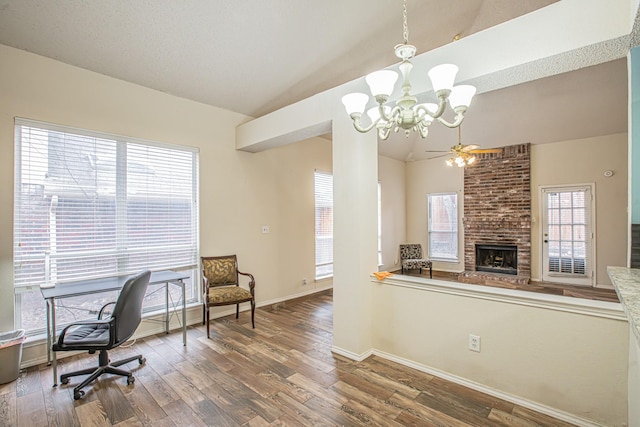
[0,292,577,427]
[398,269,620,303]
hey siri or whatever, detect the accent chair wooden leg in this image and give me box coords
[236,304,240,319]
[206,308,210,339]
[430,266,433,279]
[251,299,255,329]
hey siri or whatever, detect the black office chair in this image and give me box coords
[53,270,151,400]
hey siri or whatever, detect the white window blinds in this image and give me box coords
[428,193,458,261]
[13,119,199,288]
[314,171,333,279]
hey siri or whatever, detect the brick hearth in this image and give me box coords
[461,143,531,284]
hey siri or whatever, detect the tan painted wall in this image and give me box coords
[629,330,640,426]
[371,283,629,425]
[405,157,465,272]
[378,156,407,272]
[531,134,628,286]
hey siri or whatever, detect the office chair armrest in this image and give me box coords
[238,270,255,293]
[98,301,116,319]
[56,317,114,346]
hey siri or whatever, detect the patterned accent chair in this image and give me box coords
[399,244,433,278]
[201,255,255,338]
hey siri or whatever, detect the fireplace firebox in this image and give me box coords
[475,244,517,275]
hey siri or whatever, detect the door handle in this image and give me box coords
[544,240,548,243]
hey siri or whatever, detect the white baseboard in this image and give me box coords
[330,345,373,362]
[331,345,609,427]
[256,284,333,308]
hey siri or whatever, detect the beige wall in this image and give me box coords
[371,282,629,425]
[378,156,407,271]
[629,330,640,426]
[405,157,465,272]
[531,134,628,286]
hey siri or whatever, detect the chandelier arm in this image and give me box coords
[436,113,465,129]
[350,113,379,133]
[418,96,448,119]
[417,123,429,139]
[379,126,392,140]
[379,104,402,122]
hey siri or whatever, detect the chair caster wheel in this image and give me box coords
[127,376,135,385]
[139,357,146,365]
[73,390,85,400]
[61,377,69,385]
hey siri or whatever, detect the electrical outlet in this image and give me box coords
[302,278,308,285]
[261,225,270,234]
[469,334,481,352]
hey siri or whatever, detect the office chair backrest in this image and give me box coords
[111,270,151,345]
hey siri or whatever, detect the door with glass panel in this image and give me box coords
[541,185,594,286]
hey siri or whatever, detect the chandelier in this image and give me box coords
[341,0,476,140]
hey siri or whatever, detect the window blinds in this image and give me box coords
[428,193,458,260]
[13,119,199,288]
[314,170,333,279]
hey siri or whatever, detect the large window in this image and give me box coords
[314,171,333,279]
[14,119,199,334]
[428,193,458,261]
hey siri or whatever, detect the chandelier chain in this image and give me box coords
[402,0,409,44]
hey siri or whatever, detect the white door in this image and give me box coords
[541,185,594,286]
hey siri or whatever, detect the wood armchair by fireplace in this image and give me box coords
[399,244,432,278]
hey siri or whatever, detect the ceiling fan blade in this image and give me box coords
[470,148,502,153]
[424,150,447,153]
[462,144,480,151]
[426,153,449,160]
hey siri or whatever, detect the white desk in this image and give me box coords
[41,270,189,386]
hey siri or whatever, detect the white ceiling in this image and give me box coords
[0,0,631,161]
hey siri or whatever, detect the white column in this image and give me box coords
[331,114,379,358]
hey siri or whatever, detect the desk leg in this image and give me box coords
[45,299,51,366]
[165,282,170,334]
[182,280,187,346]
[51,300,57,387]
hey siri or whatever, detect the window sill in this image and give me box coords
[429,258,459,263]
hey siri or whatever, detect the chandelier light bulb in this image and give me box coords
[427,64,458,93]
[341,93,369,115]
[449,85,477,109]
[366,70,399,97]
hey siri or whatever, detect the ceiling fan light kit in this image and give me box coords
[341,0,476,141]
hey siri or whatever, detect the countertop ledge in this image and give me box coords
[608,266,640,344]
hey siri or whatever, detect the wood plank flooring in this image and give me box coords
[0,292,577,426]
[399,269,620,303]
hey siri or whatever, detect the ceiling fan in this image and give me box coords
[426,127,502,167]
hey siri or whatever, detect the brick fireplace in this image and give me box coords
[459,143,531,285]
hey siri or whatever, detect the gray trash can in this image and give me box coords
[0,329,26,384]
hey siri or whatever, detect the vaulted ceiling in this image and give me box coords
[0,1,632,161]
